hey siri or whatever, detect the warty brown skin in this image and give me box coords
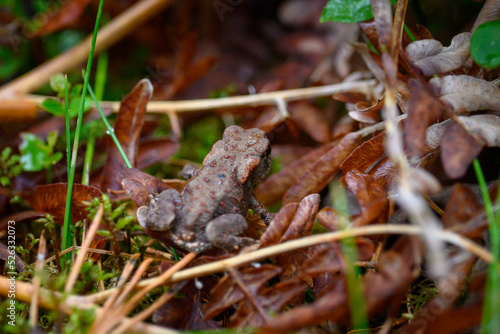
[137,125,274,253]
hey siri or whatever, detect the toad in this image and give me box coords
[137,125,274,253]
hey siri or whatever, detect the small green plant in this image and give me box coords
[209,83,238,98]
[87,195,135,236]
[321,0,397,23]
[40,73,92,117]
[15,233,39,264]
[0,147,22,187]
[473,160,500,334]
[19,130,63,183]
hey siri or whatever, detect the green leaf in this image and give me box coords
[48,152,63,165]
[69,96,92,118]
[2,147,12,161]
[320,0,396,23]
[0,176,10,187]
[471,20,500,69]
[50,73,66,93]
[97,230,111,237]
[41,98,65,116]
[19,133,50,172]
[115,216,134,230]
[46,130,59,148]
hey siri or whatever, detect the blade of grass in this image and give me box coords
[82,51,108,185]
[61,0,105,268]
[94,51,108,101]
[474,159,500,334]
[330,180,369,330]
[64,75,70,176]
[87,83,132,169]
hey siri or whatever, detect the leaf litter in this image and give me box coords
[0,0,499,333]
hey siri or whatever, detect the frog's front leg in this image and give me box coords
[206,214,257,252]
[248,193,274,225]
[137,188,180,232]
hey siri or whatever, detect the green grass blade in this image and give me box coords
[473,160,500,334]
[87,84,132,169]
[94,51,108,101]
[64,75,71,176]
[61,0,105,268]
[330,180,369,330]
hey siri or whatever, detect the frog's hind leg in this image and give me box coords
[206,214,257,252]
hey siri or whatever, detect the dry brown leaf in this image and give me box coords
[23,183,103,223]
[348,97,384,124]
[203,265,282,320]
[429,75,500,113]
[459,114,500,146]
[100,79,153,191]
[255,142,336,206]
[260,238,420,334]
[406,33,471,76]
[229,280,308,328]
[280,194,320,242]
[258,203,298,248]
[290,102,331,143]
[441,183,483,230]
[117,168,171,207]
[345,170,389,226]
[404,79,444,156]
[283,132,361,204]
[441,115,500,178]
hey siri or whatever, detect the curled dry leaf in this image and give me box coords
[230,280,308,328]
[259,203,298,248]
[340,132,399,189]
[203,265,282,320]
[280,194,320,242]
[261,238,420,334]
[283,132,361,204]
[429,75,500,113]
[404,79,444,157]
[441,183,483,231]
[117,168,171,207]
[441,115,500,178]
[255,142,336,206]
[345,170,389,226]
[406,32,472,76]
[100,79,153,191]
[348,97,383,124]
[154,281,220,330]
[290,102,331,143]
[274,194,320,294]
[23,183,103,223]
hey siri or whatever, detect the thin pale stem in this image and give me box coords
[85,224,498,304]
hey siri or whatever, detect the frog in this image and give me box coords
[137,125,274,253]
